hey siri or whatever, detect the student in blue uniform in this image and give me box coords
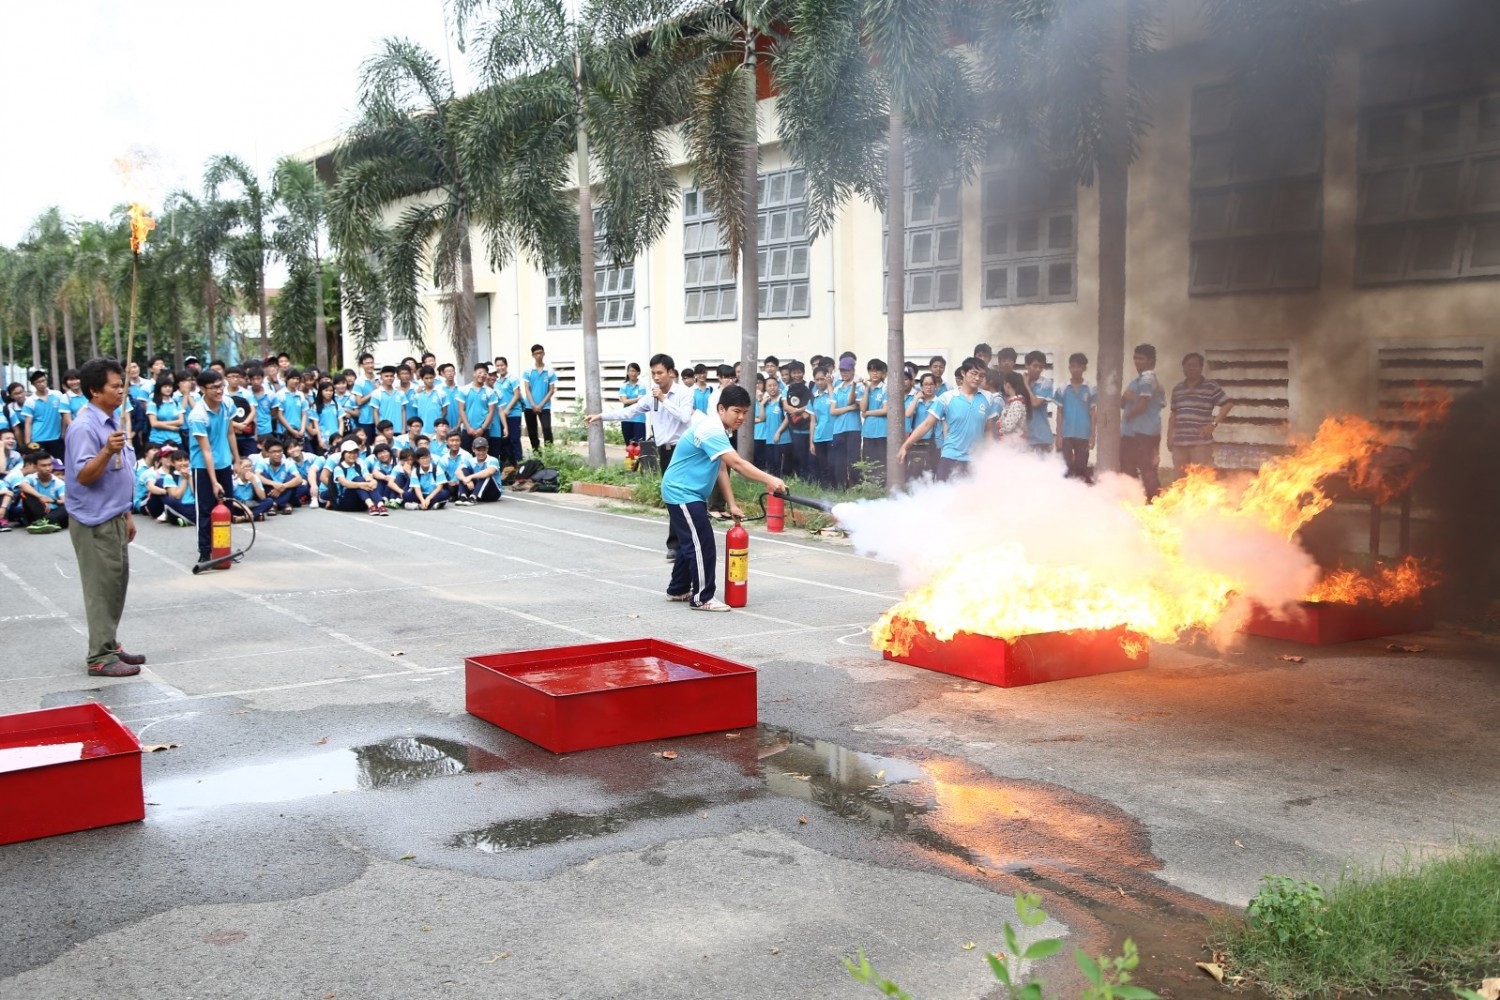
[899,357,992,481]
[458,364,495,454]
[859,359,889,483]
[352,354,379,442]
[148,375,186,450]
[330,440,386,515]
[808,366,835,487]
[18,451,68,531]
[1054,353,1097,481]
[148,451,197,526]
[254,439,304,513]
[521,344,556,453]
[455,436,504,503]
[185,369,241,564]
[493,358,524,466]
[619,363,647,446]
[661,385,787,612]
[412,366,448,436]
[278,369,308,447]
[231,457,273,520]
[371,366,408,433]
[1120,343,1166,499]
[402,447,450,510]
[22,370,69,463]
[312,380,343,454]
[1022,350,1055,455]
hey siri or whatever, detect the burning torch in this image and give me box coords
[116,203,156,469]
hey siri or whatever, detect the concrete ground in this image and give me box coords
[0,491,1496,1000]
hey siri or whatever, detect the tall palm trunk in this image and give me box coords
[313,240,329,373]
[257,268,269,357]
[29,306,40,368]
[62,303,76,370]
[172,302,185,369]
[47,312,59,377]
[88,298,99,359]
[1094,5,1130,474]
[204,279,219,363]
[884,112,906,492]
[456,220,478,373]
[737,48,761,462]
[576,60,605,467]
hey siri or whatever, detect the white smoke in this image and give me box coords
[832,446,1320,638]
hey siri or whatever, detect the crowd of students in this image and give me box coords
[0,338,1233,541]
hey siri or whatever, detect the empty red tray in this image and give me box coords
[0,703,144,845]
[882,618,1149,687]
[466,639,757,753]
[1243,599,1434,645]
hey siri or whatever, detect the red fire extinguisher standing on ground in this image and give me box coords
[724,517,749,607]
[210,499,233,571]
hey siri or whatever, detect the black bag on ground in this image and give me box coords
[530,469,561,493]
[506,458,543,485]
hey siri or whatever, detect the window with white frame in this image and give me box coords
[1203,346,1292,468]
[546,208,637,330]
[1355,40,1500,284]
[757,168,812,319]
[884,174,962,312]
[683,189,737,323]
[982,150,1078,305]
[1190,83,1324,294]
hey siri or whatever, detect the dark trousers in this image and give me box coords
[666,500,717,605]
[861,436,887,486]
[658,443,678,552]
[193,466,234,560]
[1120,434,1162,499]
[39,438,65,464]
[358,423,377,445]
[1060,438,1092,481]
[20,495,67,528]
[622,422,646,445]
[904,441,935,482]
[236,434,258,457]
[788,432,811,480]
[403,486,452,507]
[524,409,553,452]
[935,457,969,482]
[827,433,852,489]
[810,441,833,486]
[236,495,274,518]
[332,488,373,512]
[471,476,503,502]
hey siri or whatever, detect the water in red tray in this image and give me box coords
[516,656,717,696]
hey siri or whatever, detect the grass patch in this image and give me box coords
[1215,843,1500,999]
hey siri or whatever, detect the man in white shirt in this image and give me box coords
[587,352,695,560]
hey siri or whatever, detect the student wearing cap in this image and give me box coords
[660,384,787,611]
[186,369,241,565]
[62,359,145,677]
[330,440,387,514]
[22,369,69,464]
[456,436,503,503]
[828,357,863,488]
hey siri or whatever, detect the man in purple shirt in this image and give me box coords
[64,358,145,678]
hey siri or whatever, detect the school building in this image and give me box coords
[306,0,1496,468]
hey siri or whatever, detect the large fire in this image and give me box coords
[127,202,155,255]
[869,414,1439,656]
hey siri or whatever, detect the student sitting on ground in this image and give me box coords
[455,436,503,503]
[364,443,403,509]
[254,438,304,513]
[148,450,196,526]
[402,447,450,510]
[19,450,68,533]
[284,440,317,507]
[433,431,472,497]
[330,440,386,515]
[231,457,273,521]
[132,444,160,514]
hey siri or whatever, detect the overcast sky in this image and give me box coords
[0,0,480,246]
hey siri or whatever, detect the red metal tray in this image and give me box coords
[0,703,144,845]
[882,618,1149,688]
[466,639,757,753]
[1243,599,1434,645]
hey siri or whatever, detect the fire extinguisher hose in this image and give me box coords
[190,498,259,574]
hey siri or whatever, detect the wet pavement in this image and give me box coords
[1,491,1496,999]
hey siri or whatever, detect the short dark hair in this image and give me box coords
[1182,352,1204,366]
[418,365,436,378]
[413,446,431,461]
[494,357,507,367]
[263,438,285,452]
[928,355,946,367]
[377,420,394,432]
[1024,350,1047,366]
[358,353,374,365]
[627,362,641,374]
[958,357,986,376]
[374,443,392,457]
[649,353,675,373]
[438,363,455,375]
[197,369,224,388]
[1134,343,1157,364]
[973,343,993,357]
[1069,352,1088,366]
[762,355,779,367]
[474,362,489,373]
[29,369,47,383]
[530,344,545,354]
[406,417,423,428]
[78,358,125,401]
[718,385,752,410]
[380,365,397,375]
[997,347,1017,362]
[867,359,888,374]
[717,364,735,380]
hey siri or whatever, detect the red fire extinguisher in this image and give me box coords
[210,500,233,571]
[724,517,749,607]
[764,492,785,534]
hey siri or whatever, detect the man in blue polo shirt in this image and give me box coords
[22,369,69,463]
[352,353,379,441]
[493,358,523,466]
[1120,343,1167,500]
[370,365,408,434]
[186,369,240,565]
[898,357,992,481]
[521,344,556,454]
[458,363,495,453]
[661,385,787,611]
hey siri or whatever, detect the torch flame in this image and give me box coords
[127,203,155,255]
[869,413,1442,657]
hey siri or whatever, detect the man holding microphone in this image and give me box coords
[585,353,695,560]
[64,358,145,677]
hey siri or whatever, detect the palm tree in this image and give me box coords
[776,0,986,489]
[205,154,272,356]
[15,208,74,377]
[270,157,332,368]
[161,190,233,362]
[451,0,691,466]
[330,39,498,370]
[623,0,790,459]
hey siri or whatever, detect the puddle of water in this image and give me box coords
[147,736,498,816]
[450,792,714,853]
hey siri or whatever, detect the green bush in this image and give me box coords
[1217,843,1500,999]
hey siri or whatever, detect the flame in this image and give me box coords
[1305,556,1436,606]
[127,203,155,255]
[871,414,1438,656]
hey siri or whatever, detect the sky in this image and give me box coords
[0,0,480,246]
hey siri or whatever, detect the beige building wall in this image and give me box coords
[344,7,1496,456]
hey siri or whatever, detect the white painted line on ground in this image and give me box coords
[0,559,86,636]
[747,569,900,600]
[111,665,464,709]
